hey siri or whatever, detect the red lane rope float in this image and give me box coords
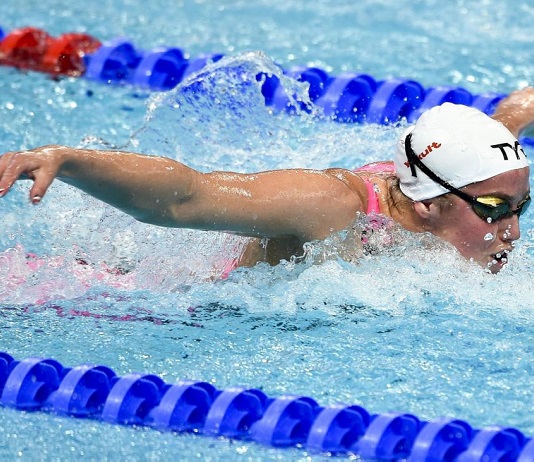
[0,27,101,77]
[42,32,102,76]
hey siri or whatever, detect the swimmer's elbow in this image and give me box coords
[131,212,168,227]
[129,207,181,227]
[132,203,202,229]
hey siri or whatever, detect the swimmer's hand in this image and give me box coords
[0,145,64,204]
[492,86,534,137]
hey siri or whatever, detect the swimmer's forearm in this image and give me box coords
[0,145,198,225]
[493,112,526,138]
[56,146,198,224]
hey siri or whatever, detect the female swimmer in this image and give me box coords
[1,88,534,274]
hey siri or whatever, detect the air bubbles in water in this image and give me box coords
[483,232,494,241]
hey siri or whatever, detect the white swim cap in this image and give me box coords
[395,103,529,201]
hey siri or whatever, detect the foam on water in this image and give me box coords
[1,51,533,311]
[0,52,399,303]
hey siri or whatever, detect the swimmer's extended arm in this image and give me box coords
[492,87,534,137]
[0,146,364,242]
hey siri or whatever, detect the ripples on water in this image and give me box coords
[1,2,534,458]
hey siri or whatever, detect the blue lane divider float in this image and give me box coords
[3,25,534,146]
[58,34,534,147]
[1,352,533,460]
[82,38,225,92]
[81,37,500,120]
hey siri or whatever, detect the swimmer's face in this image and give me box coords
[431,167,530,273]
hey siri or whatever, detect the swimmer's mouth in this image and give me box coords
[490,249,511,266]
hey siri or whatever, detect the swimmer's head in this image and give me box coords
[395,103,529,201]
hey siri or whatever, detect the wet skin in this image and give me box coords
[427,167,530,273]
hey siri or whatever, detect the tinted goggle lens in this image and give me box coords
[472,195,531,221]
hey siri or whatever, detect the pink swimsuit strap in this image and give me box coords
[355,161,395,175]
[364,179,381,215]
[354,161,395,215]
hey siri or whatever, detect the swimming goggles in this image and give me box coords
[405,133,531,222]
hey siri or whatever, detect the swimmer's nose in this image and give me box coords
[499,214,521,242]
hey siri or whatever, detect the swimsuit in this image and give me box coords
[364,180,381,214]
[353,162,396,252]
[354,161,395,214]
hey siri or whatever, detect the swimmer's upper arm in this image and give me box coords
[492,87,534,137]
[168,167,367,241]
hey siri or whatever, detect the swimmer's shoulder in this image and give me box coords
[323,167,365,190]
[323,162,396,215]
[322,167,371,213]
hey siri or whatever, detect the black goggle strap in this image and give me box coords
[404,132,476,205]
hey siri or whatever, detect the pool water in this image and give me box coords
[1,0,534,460]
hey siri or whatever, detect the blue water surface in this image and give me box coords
[1,1,534,460]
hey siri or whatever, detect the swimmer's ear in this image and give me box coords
[413,200,442,222]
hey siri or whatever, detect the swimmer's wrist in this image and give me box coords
[54,145,88,179]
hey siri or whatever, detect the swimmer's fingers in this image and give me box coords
[0,152,23,196]
[0,149,59,203]
[28,169,57,204]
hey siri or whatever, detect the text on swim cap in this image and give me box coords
[490,141,526,161]
[403,142,442,167]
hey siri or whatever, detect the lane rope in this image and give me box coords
[1,351,533,459]
[1,25,533,147]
